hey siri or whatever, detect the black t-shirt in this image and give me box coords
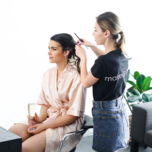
[91,48,128,101]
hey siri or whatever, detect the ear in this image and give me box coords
[104,30,111,38]
[64,50,70,56]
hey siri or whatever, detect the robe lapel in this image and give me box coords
[54,67,63,108]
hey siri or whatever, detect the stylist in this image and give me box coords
[75,12,129,152]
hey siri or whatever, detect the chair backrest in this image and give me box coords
[82,114,93,129]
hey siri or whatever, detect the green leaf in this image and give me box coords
[126,92,130,98]
[127,69,130,81]
[137,74,145,90]
[138,98,143,102]
[127,95,142,103]
[127,91,133,96]
[127,80,136,87]
[142,93,151,102]
[127,86,136,96]
[135,85,142,93]
[131,73,134,78]
[145,87,152,92]
[128,58,132,60]
[142,76,151,91]
[134,71,140,80]
[127,88,140,96]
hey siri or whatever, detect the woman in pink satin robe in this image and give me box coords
[8,33,86,152]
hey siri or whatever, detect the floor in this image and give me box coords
[75,135,152,152]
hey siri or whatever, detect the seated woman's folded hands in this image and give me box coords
[27,123,45,134]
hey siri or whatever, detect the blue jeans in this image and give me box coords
[92,96,129,152]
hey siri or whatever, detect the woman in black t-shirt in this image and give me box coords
[75,12,129,152]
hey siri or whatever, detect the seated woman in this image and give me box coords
[8,33,86,152]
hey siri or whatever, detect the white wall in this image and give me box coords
[0,0,152,129]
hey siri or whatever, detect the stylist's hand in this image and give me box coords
[27,112,42,126]
[75,45,86,60]
[76,38,93,47]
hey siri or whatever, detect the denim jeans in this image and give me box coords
[92,96,129,152]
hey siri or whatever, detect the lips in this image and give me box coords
[49,57,53,59]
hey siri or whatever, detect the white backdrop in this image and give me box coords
[0,0,152,129]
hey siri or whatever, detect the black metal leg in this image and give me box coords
[70,147,76,152]
[131,139,139,152]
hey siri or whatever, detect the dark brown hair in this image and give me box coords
[50,33,80,73]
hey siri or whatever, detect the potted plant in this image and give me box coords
[123,70,152,142]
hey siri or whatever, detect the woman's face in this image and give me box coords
[92,21,106,45]
[48,40,67,63]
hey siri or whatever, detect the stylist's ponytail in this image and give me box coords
[113,31,126,56]
[96,12,128,57]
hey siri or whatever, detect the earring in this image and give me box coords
[65,55,66,57]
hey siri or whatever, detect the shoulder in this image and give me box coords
[93,55,106,67]
[68,65,81,85]
[69,66,80,75]
[43,67,56,78]
[96,55,106,62]
[69,66,80,79]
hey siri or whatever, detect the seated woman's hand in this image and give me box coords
[27,112,42,126]
[27,124,45,134]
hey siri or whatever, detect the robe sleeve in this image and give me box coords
[36,73,51,108]
[67,75,86,118]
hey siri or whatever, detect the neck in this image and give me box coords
[104,38,117,54]
[56,60,68,73]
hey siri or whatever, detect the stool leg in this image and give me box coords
[131,139,139,152]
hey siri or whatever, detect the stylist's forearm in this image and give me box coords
[81,57,88,84]
[90,44,105,57]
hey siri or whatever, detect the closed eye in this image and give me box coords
[48,46,56,50]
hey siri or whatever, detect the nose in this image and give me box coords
[92,31,95,36]
[48,49,52,55]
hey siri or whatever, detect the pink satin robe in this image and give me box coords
[15,63,86,152]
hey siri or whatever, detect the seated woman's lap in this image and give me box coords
[9,124,46,152]
[8,124,33,142]
[22,130,46,152]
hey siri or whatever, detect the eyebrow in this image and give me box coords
[48,46,56,49]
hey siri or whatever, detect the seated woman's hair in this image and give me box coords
[50,33,80,73]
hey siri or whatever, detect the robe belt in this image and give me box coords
[52,107,68,116]
[51,107,69,142]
